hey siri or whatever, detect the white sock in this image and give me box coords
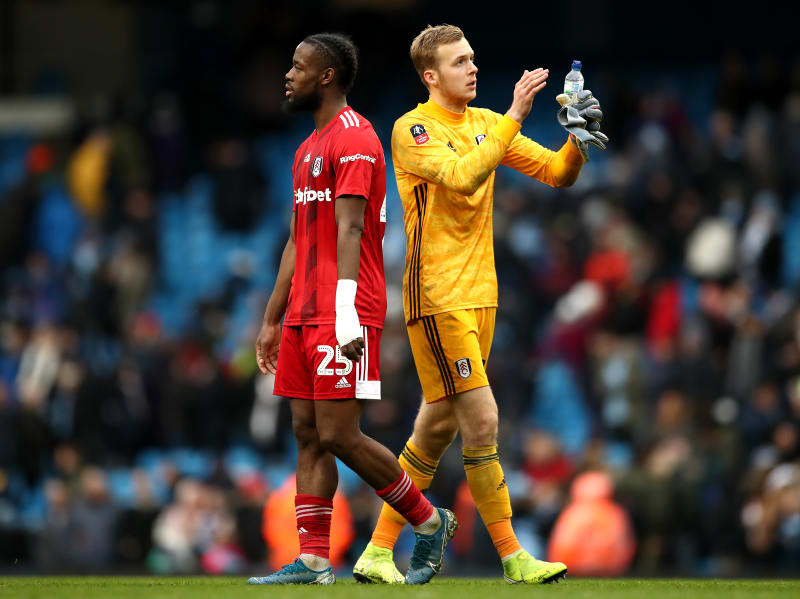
[501,548,524,563]
[299,553,330,571]
[411,508,441,535]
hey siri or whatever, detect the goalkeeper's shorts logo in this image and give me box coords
[410,124,429,145]
[455,357,472,379]
[475,134,486,145]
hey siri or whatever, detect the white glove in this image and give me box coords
[335,279,362,348]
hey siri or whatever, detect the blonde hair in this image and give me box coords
[409,24,465,86]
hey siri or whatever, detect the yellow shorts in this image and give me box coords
[407,308,496,403]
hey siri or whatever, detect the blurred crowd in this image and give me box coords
[2,50,800,577]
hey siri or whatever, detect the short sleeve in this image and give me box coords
[333,129,379,200]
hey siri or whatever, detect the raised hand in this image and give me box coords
[506,68,549,124]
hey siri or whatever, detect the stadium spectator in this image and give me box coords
[548,471,636,576]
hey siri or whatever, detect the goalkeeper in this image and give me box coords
[353,24,606,585]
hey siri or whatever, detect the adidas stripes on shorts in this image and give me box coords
[406,307,495,403]
[273,324,381,400]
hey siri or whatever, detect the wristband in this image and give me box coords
[335,279,358,309]
[335,279,361,348]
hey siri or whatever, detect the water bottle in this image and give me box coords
[563,60,584,104]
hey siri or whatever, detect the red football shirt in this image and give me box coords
[284,106,387,329]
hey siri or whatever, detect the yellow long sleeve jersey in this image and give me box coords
[393,98,585,322]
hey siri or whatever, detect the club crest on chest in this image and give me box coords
[311,156,323,177]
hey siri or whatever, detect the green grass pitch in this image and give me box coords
[1,577,800,599]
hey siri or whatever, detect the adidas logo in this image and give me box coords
[496,478,507,491]
[298,527,308,535]
[334,376,351,389]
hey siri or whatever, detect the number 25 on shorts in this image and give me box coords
[316,344,353,376]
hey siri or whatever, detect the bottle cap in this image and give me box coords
[571,60,582,70]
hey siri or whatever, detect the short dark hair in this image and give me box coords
[303,32,359,94]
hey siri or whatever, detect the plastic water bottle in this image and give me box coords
[563,60,584,104]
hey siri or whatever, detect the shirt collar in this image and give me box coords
[419,98,467,125]
[313,106,352,138]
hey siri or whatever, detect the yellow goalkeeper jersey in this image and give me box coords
[392,98,585,322]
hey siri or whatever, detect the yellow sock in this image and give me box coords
[463,445,522,559]
[370,440,439,550]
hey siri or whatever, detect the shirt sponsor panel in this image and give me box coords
[339,153,377,164]
[295,187,332,205]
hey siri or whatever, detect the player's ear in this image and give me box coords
[319,66,335,88]
[423,68,437,88]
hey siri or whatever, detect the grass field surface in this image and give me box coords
[1,577,799,599]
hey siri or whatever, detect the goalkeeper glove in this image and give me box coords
[556,89,608,160]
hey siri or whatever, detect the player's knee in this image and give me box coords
[316,426,352,457]
[318,435,351,458]
[418,418,458,452]
[462,412,498,446]
[292,418,320,450]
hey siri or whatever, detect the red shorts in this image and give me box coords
[273,324,381,400]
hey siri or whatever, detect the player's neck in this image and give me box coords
[429,90,467,114]
[313,97,348,133]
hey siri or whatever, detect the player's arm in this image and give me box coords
[256,213,296,375]
[394,69,548,198]
[500,133,585,187]
[393,117,518,197]
[334,195,367,361]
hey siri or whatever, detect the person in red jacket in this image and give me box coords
[548,471,636,576]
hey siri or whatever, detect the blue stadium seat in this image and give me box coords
[168,447,213,479]
[530,360,591,455]
[33,183,84,268]
[782,195,800,289]
[107,468,135,508]
[0,135,30,198]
